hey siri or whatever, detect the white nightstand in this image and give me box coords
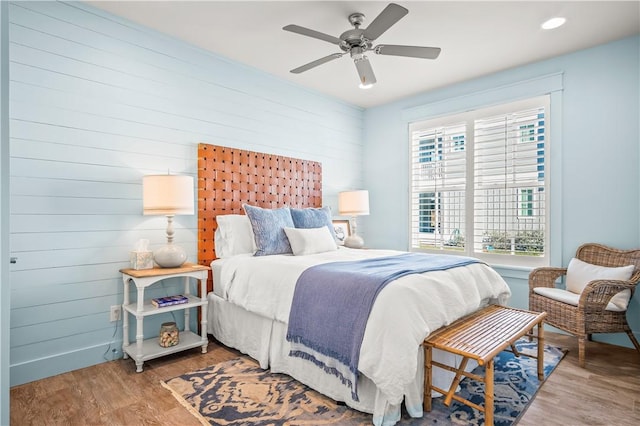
[119,262,210,372]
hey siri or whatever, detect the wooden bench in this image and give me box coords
[423,305,547,426]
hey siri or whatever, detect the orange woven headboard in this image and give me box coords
[197,143,322,292]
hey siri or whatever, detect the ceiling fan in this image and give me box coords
[283,3,441,89]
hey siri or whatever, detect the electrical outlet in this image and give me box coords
[110,305,121,322]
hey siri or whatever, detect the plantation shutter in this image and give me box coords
[409,95,549,265]
[473,106,546,256]
[410,122,467,250]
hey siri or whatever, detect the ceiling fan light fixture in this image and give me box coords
[354,54,377,89]
[541,17,566,30]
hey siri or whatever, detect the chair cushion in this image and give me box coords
[533,287,625,312]
[566,257,634,310]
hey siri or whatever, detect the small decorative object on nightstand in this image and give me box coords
[338,190,370,249]
[159,322,179,348]
[129,239,153,270]
[119,262,209,372]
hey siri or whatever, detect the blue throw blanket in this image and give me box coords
[286,252,481,400]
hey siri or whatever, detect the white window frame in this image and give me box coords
[409,96,551,268]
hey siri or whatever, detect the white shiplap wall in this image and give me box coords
[8,1,364,386]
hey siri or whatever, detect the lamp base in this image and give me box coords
[344,234,365,249]
[153,244,187,268]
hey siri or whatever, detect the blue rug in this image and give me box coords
[162,339,566,425]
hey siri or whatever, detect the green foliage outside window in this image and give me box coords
[482,230,544,255]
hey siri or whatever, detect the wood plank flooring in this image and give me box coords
[10,332,640,425]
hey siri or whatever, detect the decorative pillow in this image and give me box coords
[284,227,338,256]
[290,206,336,240]
[214,214,256,258]
[566,257,635,310]
[243,204,294,256]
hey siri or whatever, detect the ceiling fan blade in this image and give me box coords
[375,44,441,59]
[363,3,408,41]
[354,56,377,87]
[283,24,342,45]
[290,53,344,74]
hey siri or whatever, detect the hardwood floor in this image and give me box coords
[518,333,640,426]
[10,332,640,425]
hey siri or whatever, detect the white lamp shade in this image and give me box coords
[338,190,370,216]
[143,175,194,216]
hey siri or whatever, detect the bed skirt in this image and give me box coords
[206,293,476,425]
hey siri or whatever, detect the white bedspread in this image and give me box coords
[216,247,511,408]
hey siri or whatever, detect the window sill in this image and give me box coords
[410,248,539,280]
[488,263,533,280]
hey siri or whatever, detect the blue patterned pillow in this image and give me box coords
[290,206,336,240]
[243,204,294,256]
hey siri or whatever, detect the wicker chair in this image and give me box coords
[529,243,640,367]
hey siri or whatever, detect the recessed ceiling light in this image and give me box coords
[541,17,566,30]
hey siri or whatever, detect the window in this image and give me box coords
[411,123,466,251]
[519,189,533,218]
[409,96,550,266]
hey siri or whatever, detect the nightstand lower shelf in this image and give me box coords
[123,331,206,370]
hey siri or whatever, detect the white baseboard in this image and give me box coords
[10,340,122,387]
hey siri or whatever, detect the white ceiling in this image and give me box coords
[89,1,640,108]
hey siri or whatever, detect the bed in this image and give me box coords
[197,143,512,426]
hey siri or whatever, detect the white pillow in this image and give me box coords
[565,257,635,310]
[284,226,337,256]
[214,215,256,258]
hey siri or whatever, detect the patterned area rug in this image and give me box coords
[162,339,566,425]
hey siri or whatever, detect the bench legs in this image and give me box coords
[537,322,545,380]
[423,350,497,425]
[423,346,432,412]
[423,326,545,426]
[444,357,469,406]
[423,350,486,414]
[485,359,494,425]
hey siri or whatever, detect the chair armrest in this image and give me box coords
[529,267,567,291]
[579,279,636,311]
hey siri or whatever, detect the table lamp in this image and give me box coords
[143,174,194,268]
[338,190,370,249]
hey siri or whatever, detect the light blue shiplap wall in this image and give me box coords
[363,35,640,347]
[8,1,363,386]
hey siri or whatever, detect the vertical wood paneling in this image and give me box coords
[1,1,11,422]
[8,0,363,386]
